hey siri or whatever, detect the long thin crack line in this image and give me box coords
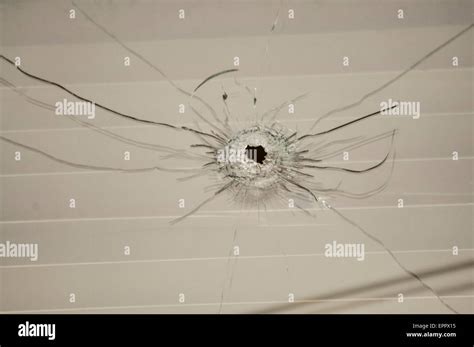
[0,202,472,225]
[1,295,473,314]
[306,23,474,132]
[0,78,196,158]
[71,1,230,129]
[0,119,232,134]
[218,227,239,314]
[329,206,461,313]
[2,156,472,178]
[1,248,472,269]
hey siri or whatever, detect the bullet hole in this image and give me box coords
[246,145,267,164]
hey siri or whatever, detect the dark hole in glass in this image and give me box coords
[246,145,267,164]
